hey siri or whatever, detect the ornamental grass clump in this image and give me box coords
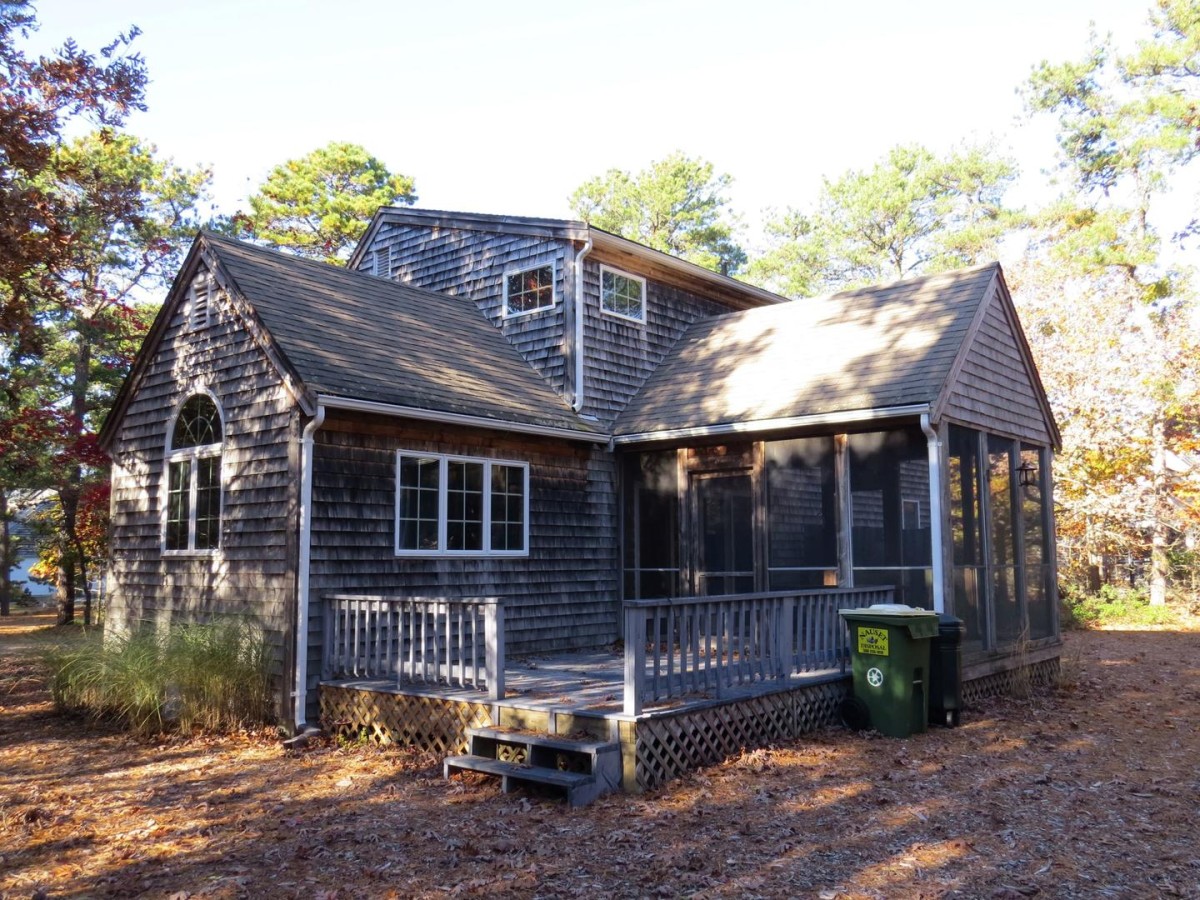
[46,618,274,737]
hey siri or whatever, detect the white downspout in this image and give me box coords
[293,404,326,730]
[572,237,593,413]
[921,413,946,614]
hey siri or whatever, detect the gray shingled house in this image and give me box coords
[101,209,1061,794]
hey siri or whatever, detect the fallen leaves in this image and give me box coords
[2,616,1200,899]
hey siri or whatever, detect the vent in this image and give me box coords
[188,275,214,332]
[374,245,392,279]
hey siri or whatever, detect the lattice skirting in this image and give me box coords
[962,657,1061,705]
[319,686,491,754]
[633,680,848,791]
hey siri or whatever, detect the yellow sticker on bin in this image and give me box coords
[857,626,889,656]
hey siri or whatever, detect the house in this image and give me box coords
[100,208,1061,792]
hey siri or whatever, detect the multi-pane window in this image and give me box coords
[164,393,222,552]
[504,264,555,316]
[395,452,528,555]
[600,266,646,321]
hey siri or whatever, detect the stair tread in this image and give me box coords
[445,754,595,788]
[467,727,618,754]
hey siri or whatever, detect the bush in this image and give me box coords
[1059,583,1182,629]
[47,618,274,736]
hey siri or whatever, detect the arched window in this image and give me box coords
[165,394,223,552]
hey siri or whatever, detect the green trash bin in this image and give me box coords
[839,605,940,738]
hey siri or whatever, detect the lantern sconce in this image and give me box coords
[1017,459,1039,489]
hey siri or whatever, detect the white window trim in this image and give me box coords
[501,258,558,320]
[599,264,647,324]
[161,390,224,557]
[394,451,530,557]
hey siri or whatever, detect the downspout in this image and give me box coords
[293,403,326,730]
[920,413,946,614]
[571,237,593,413]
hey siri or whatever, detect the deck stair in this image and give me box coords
[444,726,621,807]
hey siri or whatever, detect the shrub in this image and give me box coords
[1059,583,1182,629]
[47,618,274,736]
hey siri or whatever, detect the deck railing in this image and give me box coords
[623,586,893,715]
[322,595,505,700]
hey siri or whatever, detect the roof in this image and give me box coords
[101,234,601,445]
[351,207,786,312]
[615,264,1003,438]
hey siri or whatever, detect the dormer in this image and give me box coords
[350,208,784,426]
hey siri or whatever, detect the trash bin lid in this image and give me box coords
[838,604,934,616]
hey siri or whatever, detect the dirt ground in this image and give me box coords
[1,612,1198,900]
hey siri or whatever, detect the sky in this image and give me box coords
[31,0,1159,254]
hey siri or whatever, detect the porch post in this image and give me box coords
[484,599,505,702]
[624,604,645,716]
[921,414,947,614]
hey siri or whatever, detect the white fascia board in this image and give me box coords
[317,395,610,444]
[611,404,932,446]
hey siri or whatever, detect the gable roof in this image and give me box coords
[101,233,602,446]
[351,207,785,312]
[614,263,1060,447]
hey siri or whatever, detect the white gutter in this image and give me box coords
[316,394,608,444]
[612,404,931,447]
[293,403,326,730]
[571,238,593,413]
[920,413,946,614]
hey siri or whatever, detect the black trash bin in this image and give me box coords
[928,613,964,727]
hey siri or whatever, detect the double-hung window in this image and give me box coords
[164,393,223,553]
[503,262,555,317]
[396,452,529,556]
[600,265,646,322]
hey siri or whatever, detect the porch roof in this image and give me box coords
[614,263,1000,437]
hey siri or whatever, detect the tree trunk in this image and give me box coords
[57,558,75,625]
[0,487,11,617]
[1149,416,1169,606]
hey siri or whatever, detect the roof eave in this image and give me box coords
[317,394,609,444]
[612,404,932,447]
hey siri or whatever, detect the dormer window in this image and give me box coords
[504,263,555,317]
[600,265,646,322]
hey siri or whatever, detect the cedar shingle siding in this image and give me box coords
[106,264,299,715]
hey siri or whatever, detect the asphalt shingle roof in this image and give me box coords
[615,264,1000,436]
[203,234,595,435]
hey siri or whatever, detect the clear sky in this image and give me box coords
[31,0,1156,252]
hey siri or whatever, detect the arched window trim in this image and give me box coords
[162,388,224,555]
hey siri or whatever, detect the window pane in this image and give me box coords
[621,452,679,599]
[490,464,525,551]
[506,265,554,314]
[166,460,190,550]
[447,461,483,551]
[194,455,221,549]
[399,456,440,551]
[601,269,644,320]
[172,395,221,448]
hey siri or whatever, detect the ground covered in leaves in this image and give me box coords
[2,612,1198,899]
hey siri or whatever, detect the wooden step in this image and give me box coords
[444,727,622,806]
[444,755,601,807]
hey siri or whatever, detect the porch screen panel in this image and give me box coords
[989,437,1021,644]
[696,473,754,596]
[766,437,836,589]
[849,429,932,608]
[622,451,679,599]
[949,425,986,646]
[1022,444,1053,639]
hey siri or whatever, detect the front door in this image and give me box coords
[693,471,755,596]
